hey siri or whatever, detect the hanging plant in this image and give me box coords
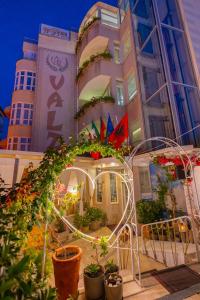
[76,50,113,82]
[75,17,100,54]
[74,95,115,119]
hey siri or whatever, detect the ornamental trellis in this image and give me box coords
[42,136,200,285]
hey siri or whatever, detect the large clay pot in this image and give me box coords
[52,245,82,300]
[84,270,105,300]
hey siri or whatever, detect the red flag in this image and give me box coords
[100,117,106,142]
[109,113,128,148]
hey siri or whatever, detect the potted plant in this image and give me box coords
[86,207,106,231]
[104,273,123,300]
[104,259,119,276]
[73,212,90,233]
[52,245,82,300]
[84,236,109,300]
[84,263,105,300]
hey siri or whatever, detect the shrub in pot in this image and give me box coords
[52,245,82,300]
[105,273,123,300]
[104,259,119,276]
[86,207,106,231]
[73,212,90,233]
[84,263,105,300]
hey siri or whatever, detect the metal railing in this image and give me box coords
[141,216,200,267]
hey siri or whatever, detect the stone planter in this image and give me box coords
[105,274,123,300]
[52,245,82,300]
[90,220,101,231]
[84,269,105,300]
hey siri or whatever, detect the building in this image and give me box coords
[0,106,6,141]
[7,0,200,152]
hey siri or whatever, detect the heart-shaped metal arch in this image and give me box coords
[51,164,134,243]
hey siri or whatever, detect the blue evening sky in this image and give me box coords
[0,0,117,110]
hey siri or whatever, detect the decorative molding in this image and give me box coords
[46,54,68,72]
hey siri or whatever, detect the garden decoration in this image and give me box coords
[1,136,199,298]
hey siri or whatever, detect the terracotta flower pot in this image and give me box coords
[84,270,105,300]
[52,245,82,300]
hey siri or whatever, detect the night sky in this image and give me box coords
[0,0,117,137]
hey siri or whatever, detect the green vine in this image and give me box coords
[75,16,100,54]
[74,95,115,119]
[76,50,112,82]
[0,139,123,298]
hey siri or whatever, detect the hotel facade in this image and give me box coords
[6,0,200,152]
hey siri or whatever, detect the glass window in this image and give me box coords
[116,81,124,105]
[114,46,120,64]
[101,8,119,28]
[139,166,152,195]
[123,31,131,60]
[162,27,196,85]
[128,74,137,100]
[8,137,31,151]
[96,168,103,203]
[173,84,200,145]
[110,174,117,203]
[156,0,182,29]
[10,103,33,126]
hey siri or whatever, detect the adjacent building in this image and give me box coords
[7,0,200,152]
[0,106,6,147]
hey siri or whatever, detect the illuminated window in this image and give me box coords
[96,168,103,203]
[101,9,119,28]
[128,74,137,100]
[139,166,152,198]
[123,31,131,60]
[114,45,120,64]
[116,81,124,106]
[110,173,118,203]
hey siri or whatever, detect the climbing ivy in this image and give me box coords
[0,139,123,299]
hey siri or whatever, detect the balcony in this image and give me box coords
[76,18,119,65]
[77,100,125,132]
[77,56,121,100]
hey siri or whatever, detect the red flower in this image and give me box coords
[91,152,101,160]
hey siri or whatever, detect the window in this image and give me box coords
[7,137,31,151]
[128,74,137,100]
[116,81,124,105]
[139,166,152,198]
[122,31,131,60]
[10,103,33,126]
[114,46,120,64]
[110,174,117,203]
[96,168,103,203]
[101,9,119,28]
[14,71,36,91]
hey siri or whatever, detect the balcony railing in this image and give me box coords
[74,95,115,119]
[76,51,112,82]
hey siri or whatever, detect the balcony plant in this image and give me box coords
[104,273,123,300]
[52,245,82,300]
[74,95,115,119]
[75,16,100,53]
[76,50,112,82]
